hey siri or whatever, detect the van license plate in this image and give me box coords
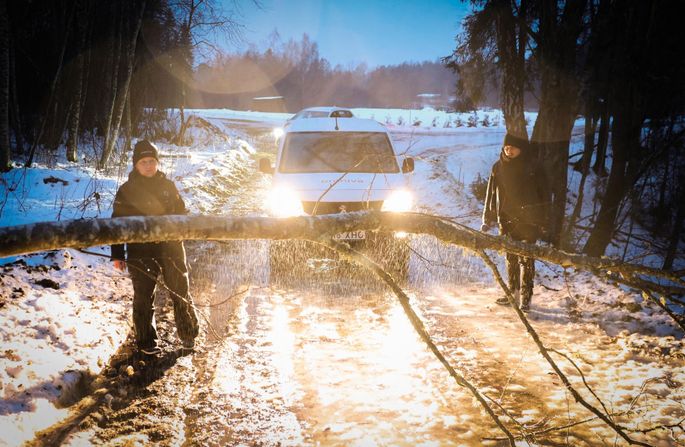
[334,230,366,240]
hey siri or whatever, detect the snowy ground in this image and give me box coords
[0,108,683,446]
[0,120,257,445]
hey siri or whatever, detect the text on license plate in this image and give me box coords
[333,230,366,240]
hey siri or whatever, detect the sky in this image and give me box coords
[229,0,471,68]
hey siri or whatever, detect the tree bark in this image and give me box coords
[583,105,642,257]
[663,182,685,271]
[583,1,657,257]
[1,212,683,289]
[26,3,75,167]
[568,99,596,229]
[79,4,94,135]
[592,103,609,176]
[66,0,89,163]
[0,0,11,171]
[576,97,596,174]
[656,146,669,217]
[9,32,23,157]
[493,0,528,138]
[174,23,193,146]
[99,4,123,169]
[124,90,132,153]
[530,0,587,247]
[100,0,145,169]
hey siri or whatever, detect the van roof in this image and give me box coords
[285,117,387,133]
[298,106,351,113]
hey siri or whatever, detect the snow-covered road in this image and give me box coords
[1,112,683,446]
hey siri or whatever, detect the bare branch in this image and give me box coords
[476,249,653,447]
[482,414,603,441]
[320,239,517,446]
[633,417,685,435]
[2,212,679,445]
[549,348,612,418]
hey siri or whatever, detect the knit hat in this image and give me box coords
[503,133,529,151]
[132,140,159,165]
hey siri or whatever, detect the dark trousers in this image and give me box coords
[505,252,535,300]
[501,223,537,302]
[128,255,199,349]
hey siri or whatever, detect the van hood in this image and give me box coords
[273,172,408,202]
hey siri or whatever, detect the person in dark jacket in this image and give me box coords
[481,133,549,311]
[111,140,199,355]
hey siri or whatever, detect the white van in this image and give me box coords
[259,115,414,278]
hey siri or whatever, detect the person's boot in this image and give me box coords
[496,289,518,306]
[180,338,195,355]
[139,344,161,356]
[520,291,532,312]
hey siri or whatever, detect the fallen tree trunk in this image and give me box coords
[1,212,683,289]
[3,211,682,331]
[4,211,680,445]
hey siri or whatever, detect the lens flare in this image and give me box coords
[272,127,284,140]
[266,186,304,217]
[381,190,413,213]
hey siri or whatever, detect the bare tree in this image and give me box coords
[492,0,528,138]
[0,0,10,171]
[99,0,146,168]
[66,0,90,163]
[25,3,76,168]
[168,0,246,144]
[99,4,124,168]
[2,212,683,294]
[3,212,682,444]
[8,32,23,157]
[583,2,656,257]
[444,0,529,133]
[530,0,587,247]
[592,104,609,176]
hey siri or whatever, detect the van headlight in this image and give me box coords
[381,190,413,212]
[265,186,304,217]
[272,127,284,140]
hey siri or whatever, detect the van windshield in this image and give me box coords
[279,132,400,173]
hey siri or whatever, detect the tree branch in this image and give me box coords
[548,348,612,418]
[2,212,683,292]
[1,212,678,445]
[476,249,653,447]
[321,239,517,446]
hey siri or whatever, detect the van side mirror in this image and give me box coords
[258,158,274,174]
[401,157,414,173]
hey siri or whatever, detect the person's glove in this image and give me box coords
[113,260,127,271]
[480,223,490,233]
[539,227,552,243]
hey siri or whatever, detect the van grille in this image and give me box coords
[302,201,383,215]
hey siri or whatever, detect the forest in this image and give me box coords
[444,0,685,260]
[0,0,457,171]
[1,1,685,445]
[1,0,683,260]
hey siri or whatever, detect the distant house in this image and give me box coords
[415,93,445,109]
[251,96,287,113]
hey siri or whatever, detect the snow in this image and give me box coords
[285,117,388,132]
[0,248,129,444]
[184,106,557,133]
[0,119,257,445]
[0,106,683,446]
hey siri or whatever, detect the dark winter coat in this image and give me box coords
[111,170,187,261]
[482,149,550,241]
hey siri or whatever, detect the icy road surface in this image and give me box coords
[5,118,680,447]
